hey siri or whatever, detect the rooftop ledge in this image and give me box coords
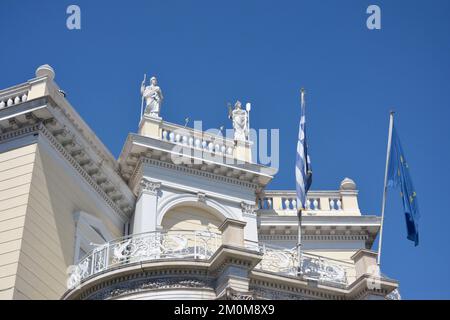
[118,130,276,191]
[0,65,135,218]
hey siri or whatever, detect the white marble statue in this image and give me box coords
[141,75,163,118]
[228,101,249,141]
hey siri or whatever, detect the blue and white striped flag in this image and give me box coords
[295,89,312,210]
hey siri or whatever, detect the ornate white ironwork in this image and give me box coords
[69,231,353,290]
[255,244,350,287]
[68,230,221,288]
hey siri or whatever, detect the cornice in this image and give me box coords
[142,157,259,190]
[39,124,130,221]
[1,79,136,218]
[119,133,275,192]
[258,215,382,227]
[0,122,131,222]
[258,234,369,241]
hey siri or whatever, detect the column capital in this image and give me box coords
[240,202,257,215]
[139,178,161,196]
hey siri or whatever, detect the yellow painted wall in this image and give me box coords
[161,206,222,233]
[0,144,36,299]
[0,140,124,300]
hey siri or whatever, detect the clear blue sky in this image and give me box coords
[1,0,449,299]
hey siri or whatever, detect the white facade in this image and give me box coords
[0,65,399,300]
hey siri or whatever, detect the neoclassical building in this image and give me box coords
[0,65,399,300]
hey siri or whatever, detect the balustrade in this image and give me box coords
[68,230,221,289]
[161,124,235,157]
[258,193,346,213]
[254,243,351,287]
[68,229,354,290]
[0,91,28,109]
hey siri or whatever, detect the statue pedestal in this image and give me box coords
[138,115,162,139]
[235,140,253,163]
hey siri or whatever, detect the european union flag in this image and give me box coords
[387,126,420,246]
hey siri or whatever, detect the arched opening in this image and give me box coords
[161,205,223,233]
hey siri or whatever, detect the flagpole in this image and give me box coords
[297,87,306,276]
[140,74,146,122]
[377,111,395,266]
[297,208,303,275]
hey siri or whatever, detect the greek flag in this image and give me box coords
[295,89,312,210]
[387,125,420,246]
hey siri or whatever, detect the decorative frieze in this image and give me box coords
[87,276,214,300]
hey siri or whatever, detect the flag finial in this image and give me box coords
[300,88,306,107]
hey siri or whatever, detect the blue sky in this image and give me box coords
[1,0,449,299]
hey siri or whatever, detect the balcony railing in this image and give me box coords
[253,243,353,287]
[67,230,221,289]
[258,191,344,213]
[68,230,355,290]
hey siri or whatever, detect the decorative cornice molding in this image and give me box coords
[249,279,344,300]
[258,234,368,241]
[0,123,40,143]
[1,122,131,222]
[142,157,259,190]
[39,124,130,221]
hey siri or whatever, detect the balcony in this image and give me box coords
[68,229,356,290]
[67,230,222,289]
[254,243,355,287]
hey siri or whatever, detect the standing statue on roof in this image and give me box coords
[141,75,163,118]
[228,100,249,141]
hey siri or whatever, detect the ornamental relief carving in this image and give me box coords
[87,277,214,300]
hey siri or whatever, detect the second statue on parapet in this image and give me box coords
[141,75,164,118]
[228,100,249,142]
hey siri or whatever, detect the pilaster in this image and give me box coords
[132,178,161,234]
